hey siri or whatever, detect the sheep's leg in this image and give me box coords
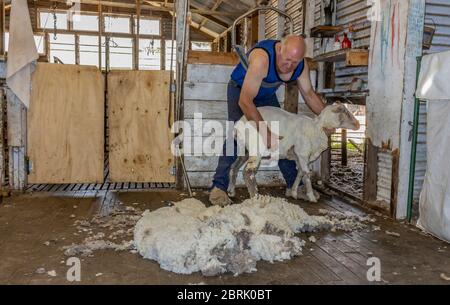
[243,156,261,198]
[298,158,317,203]
[291,161,305,200]
[285,149,304,199]
[228,155,249,198]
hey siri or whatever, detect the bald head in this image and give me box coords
[276,35,306,74]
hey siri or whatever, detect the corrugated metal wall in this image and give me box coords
[414,0,450,201]
[424,0,450,54]
[313,0,371,92]
[266,0,280,38]
[376,150,392,209]
[286,0,304,34]
[266,0,304,39]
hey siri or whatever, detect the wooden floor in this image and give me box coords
[0,188,449,285]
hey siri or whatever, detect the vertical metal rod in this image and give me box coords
[341,129,347,166]
[98,1,103,70]
[135,0,141,70]
[0,0,4,56]
[407,56,423,223]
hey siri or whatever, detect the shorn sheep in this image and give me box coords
[229,102,360,203]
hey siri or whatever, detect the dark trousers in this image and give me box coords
[211,81,298,192]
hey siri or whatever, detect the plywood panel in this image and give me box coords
[108,70,175,183]
[28,63,104,184]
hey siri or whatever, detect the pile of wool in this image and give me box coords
[134,195,371,276]
[62,205,142,257]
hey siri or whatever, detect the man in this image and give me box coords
[209,35,329,206]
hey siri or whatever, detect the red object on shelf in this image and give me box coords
[341,33,352,49]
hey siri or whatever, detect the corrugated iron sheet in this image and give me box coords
[266,0,279,39]
[424,0,450,54]
[266,0,304,39]
[414,0,450,201]
[414,101,427,201]
[377,150,392,203]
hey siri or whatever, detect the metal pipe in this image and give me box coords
[406,56,423,222]
[231,6,293,48]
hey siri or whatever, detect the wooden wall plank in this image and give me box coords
[187,64,234,83]
[187,50,239,66]
[0,89,4,190]
[184,82,228,101]
[27,63,104,184]
[108,70,175,183]
[6,90,25,147]
[184,155,280,172]
[363,138,379,202]
[188,170,285,188]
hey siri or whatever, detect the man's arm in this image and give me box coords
[238,49,268,125]
[296,60,325,115]
[238,50,278,149]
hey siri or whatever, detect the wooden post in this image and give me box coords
[250,12,259,47]
[225,31,231,52]
[161,38,166,70]
[243,17,252,52]
[134,0,141,70]
[284,84,298,114]
[6,91,27,191]
[341,128,347,166]
[396,0,426,219]
[75,34,80,65]
[98,2,103,70]
[321,136,331,182]
[390,149,399,218]
[363,138,379,203]
[0,0,4,56]
[0,88,5,193]
[175,0,189,190]
[277,0,285,39]
[45,34,50,62]
[258,10,265,41]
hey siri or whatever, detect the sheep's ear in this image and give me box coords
[331,103,343,113]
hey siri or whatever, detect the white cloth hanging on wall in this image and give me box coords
[416,50,450,243]
[6,0,39,108]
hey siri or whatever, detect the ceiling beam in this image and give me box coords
[146,0,219,39]
[189,0,235,25]
[198,0,223,30]
[42,0,238,16]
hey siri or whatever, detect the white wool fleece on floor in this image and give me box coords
[133,195,368,276]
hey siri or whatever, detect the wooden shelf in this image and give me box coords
[313,49,369,66]
[187,50,238,66]
[310,25,344,38]
[321,90,369,105]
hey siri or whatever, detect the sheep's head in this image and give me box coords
[319,102,360,130]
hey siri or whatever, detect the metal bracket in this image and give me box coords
[25,157,32,175]
[408,121,414,141]
[170,166,176,176]
[170,82,176,93]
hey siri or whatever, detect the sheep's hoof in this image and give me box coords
[307,192,318,203]
[314,191,321,201]
[291,189,298,200]
[248,190,259,198]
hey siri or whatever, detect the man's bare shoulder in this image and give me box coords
[248,48,269,70]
